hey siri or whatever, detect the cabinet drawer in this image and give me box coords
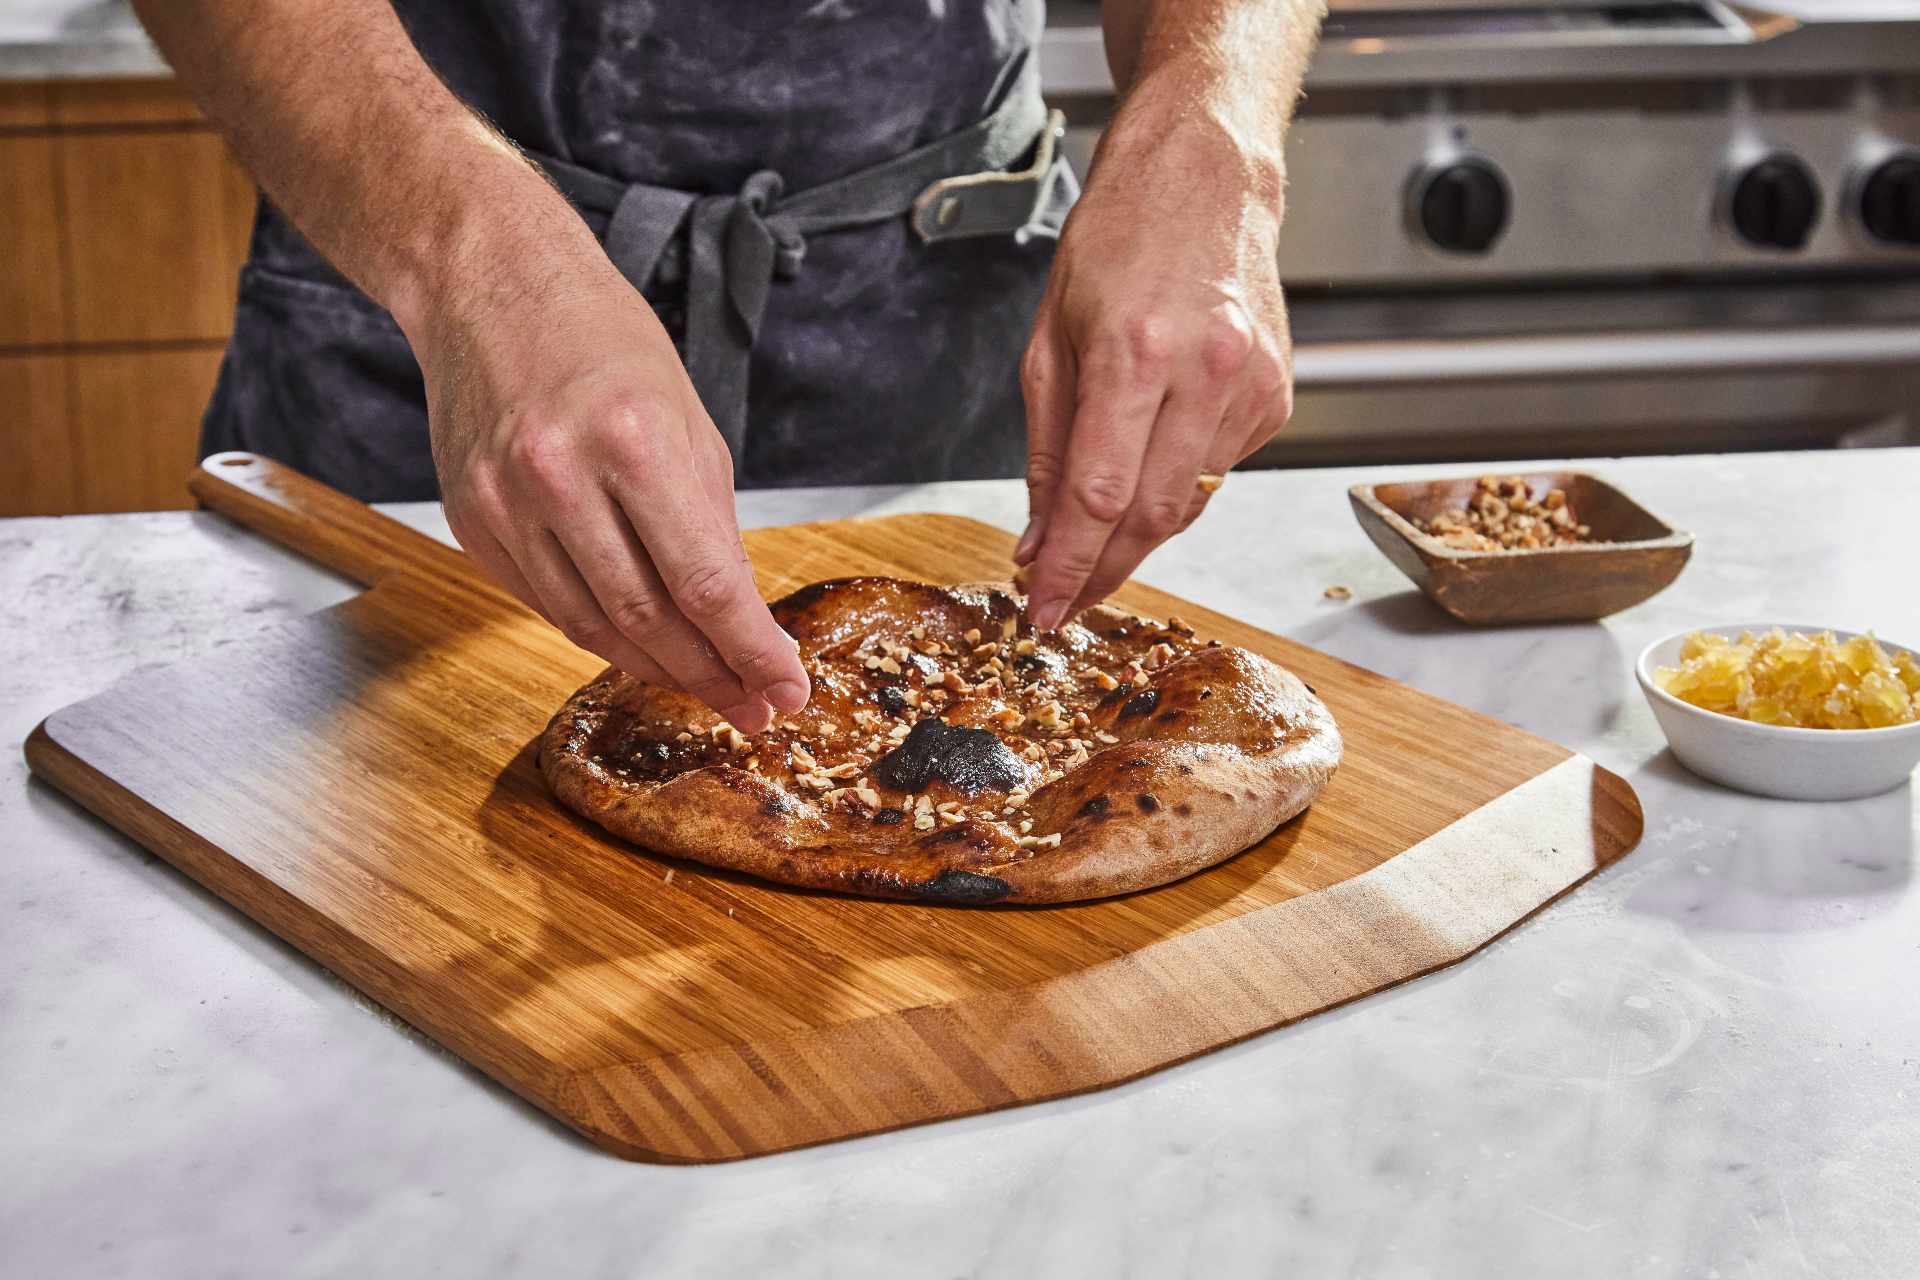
[69,346,227,512]
[0,354,78,517]
[59,129,254,344]
[0,135,68,347]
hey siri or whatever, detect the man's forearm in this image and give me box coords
[1099,0,1326,210]
[133,0,606,339]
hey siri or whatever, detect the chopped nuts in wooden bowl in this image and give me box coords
[1348,470,1693,625]
[1417,475,1593,552]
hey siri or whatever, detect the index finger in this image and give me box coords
[612,475,810,714]
[1022,360,1163,630]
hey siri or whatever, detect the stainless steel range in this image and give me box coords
[1042,0,1920,464]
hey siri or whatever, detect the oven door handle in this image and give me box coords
[1291,325,1920,388]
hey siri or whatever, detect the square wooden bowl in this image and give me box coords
[1348,471,1693,625]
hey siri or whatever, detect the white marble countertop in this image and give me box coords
[4,450,1917,1279]
[0,1,165,80]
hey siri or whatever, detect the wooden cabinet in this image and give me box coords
[0,354,80,517]
[0,78,254,516]
[59,129,256,345]
[68,347,228,513]
[0,134,67,347]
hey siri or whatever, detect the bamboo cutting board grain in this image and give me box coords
[26,455,1644,1161]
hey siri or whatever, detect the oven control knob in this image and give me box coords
[1729,154,1822,250]
[1859,154,1920,246]
[1412,157,1509,254]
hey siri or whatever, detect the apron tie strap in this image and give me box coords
[683,170,808,454]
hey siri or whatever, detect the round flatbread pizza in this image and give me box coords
[540,577,1341,904]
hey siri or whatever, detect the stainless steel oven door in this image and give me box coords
[1261,322,1920,464]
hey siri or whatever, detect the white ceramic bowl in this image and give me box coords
[1635,624,1920,801]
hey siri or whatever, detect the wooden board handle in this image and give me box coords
[188,452,487,590]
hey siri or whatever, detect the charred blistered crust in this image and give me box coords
[539,576,1341,904]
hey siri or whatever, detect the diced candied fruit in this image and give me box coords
[1896,650,1920,696]
[1655,629,1920,730]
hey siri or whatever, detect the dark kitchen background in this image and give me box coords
[4,0,1918,515]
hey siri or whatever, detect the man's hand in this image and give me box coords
[416,254,810,734]
[131,0,810,734]
[1016,0,1323,631]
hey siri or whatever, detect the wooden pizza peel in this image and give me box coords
[25,454,1643,1162]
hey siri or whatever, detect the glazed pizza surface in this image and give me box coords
[539,577,1342,904]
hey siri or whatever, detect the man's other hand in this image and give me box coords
[1016,87,1294,631]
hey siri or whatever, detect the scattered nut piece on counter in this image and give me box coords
[1416,475,1595,552]
[1322,585,1352,601]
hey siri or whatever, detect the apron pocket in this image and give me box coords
[201,263,438,502]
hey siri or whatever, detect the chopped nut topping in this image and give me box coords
[1131,668,1150,688]
[972,641,999,659]
[1000,615,1018,641]
[1093,730,1119,744]
[941,670,972,694]
[963,627,981,645]
[914,812,937,830]
[1018,818,1034,834]
[877,655,902,676]
[1093,670,1120,692]
[789,743,818,771]
[1415,475,1595,551]
[674,731,693,743]
[1017,832,1061,849]
[822,761,864,779]
[1146,642,1175,668]
[1014,637,1037,656]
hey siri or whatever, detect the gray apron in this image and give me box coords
[201,1,1074,502]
